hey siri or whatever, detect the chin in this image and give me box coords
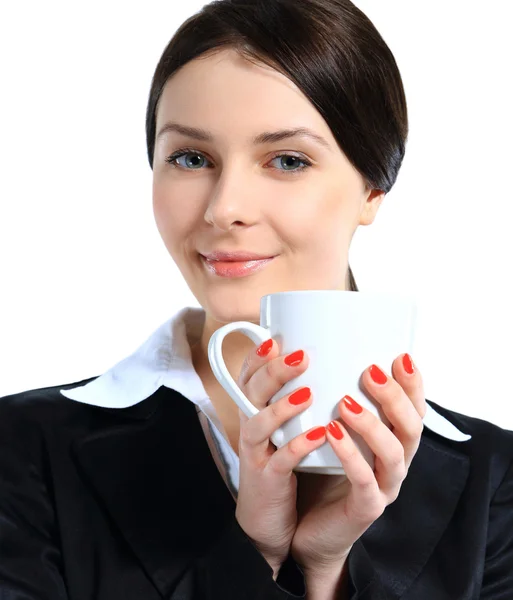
[203,301,261,326]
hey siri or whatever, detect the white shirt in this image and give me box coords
[59,306,471,500]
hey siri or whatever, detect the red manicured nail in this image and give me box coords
[369,364,387,385]
[285,350,304,367]
[256,339,273,357]
[306,426,326,441]
[342,395,363,414]
[327,420,344,440]
[403,353,415,374]
[289,387,311,405]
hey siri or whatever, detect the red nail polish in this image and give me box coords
[306,426,326,441]
[343,395,363,414]
[285,350,304,367]
[403,353,415,374]
[370,364,387,385]
[256,339,273,357]
[289,387,311,405]
[327,420,344,440]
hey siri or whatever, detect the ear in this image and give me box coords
[358,188,385,227]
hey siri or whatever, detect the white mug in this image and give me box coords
[207,290,417,475]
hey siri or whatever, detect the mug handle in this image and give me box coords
[207,321,285,448]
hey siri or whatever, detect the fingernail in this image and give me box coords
[403,353,415,375]
[369,364,387,385]
[342,394,363,414]
[285,349,304,367]
[256,339,273,357]
[306,426,326,441]
[289,387,311,405]
[327,420,344,440]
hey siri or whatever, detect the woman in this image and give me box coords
[1,0,512,598]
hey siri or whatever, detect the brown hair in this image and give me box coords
[145,0,409,292]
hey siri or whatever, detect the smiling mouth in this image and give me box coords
[200,255,276,278]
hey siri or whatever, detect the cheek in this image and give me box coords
[152,191,171,245]
[152,179,165,224]
[278,188,353,247]
[152,180,190,229]
[270,188,324,237]
[151,183,187,256]
[152,177,172,224]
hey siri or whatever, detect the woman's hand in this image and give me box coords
[234,339,328,577]
[290,353,426,575]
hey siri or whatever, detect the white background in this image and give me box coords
[1,1,512,428]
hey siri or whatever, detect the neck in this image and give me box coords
[190,315,259,390]
[190,320,258,455]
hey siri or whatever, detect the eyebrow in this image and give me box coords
[156,122,331,151]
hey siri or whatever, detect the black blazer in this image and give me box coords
[1,375,512,600]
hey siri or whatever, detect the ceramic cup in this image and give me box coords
[207,290,417,475]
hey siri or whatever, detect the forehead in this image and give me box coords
[161,47,296,97]
[155,49,336,148]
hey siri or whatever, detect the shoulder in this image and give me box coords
[0,375,166,448]
[426,397,513,458]
[424,398,513,495]
[0,376,101,445]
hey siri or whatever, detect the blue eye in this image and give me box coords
[165,147,312,176]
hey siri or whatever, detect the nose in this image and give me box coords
[203,177,260,231]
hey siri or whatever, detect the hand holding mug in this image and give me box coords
[233,336,328,577]
[290,352,426,575]
[232,334,425,580]
[209,290,419,575]
[209,290,466,577]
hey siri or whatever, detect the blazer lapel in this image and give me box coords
[348,427,470,598]
[71,386,237,598]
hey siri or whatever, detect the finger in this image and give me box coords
[337,396,406,497]
[361,362,424,468]
[325,419,385,524]
[266,422,327,478]
[239,385,316,464]
[391,353,427,419]
[240,341,310,411]
[237,338,280,387]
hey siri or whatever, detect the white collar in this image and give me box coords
[59,306,471,442]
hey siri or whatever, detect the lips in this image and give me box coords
[200,251,276,262]
[205,256,273,262]
[200,255,276,278]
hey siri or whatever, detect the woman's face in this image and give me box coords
[152,48,384,325]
